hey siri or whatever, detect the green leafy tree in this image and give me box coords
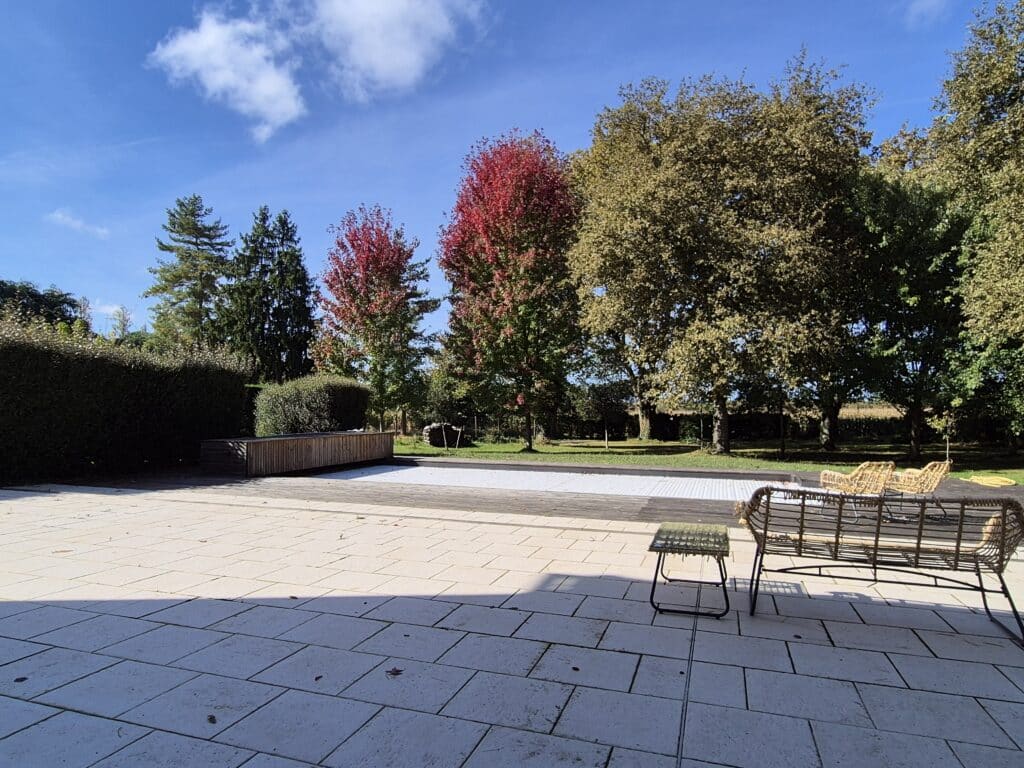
[930,1,1024,442]
[221,207,314,382]
[863,145,970,460]
[144,194,233,348]
[573,59,872,452]
[570,77,760,447]
[751,57,874,451]
[0,280,80,325]
[570,379,631,447]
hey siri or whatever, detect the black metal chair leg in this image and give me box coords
[717,555,731,616]
[749,547,764,616]
[997,570,1024,645]
[975,563,1024,647]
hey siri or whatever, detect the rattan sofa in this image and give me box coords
[737,486,1024,643]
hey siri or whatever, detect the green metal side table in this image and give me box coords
[648,522,731,618]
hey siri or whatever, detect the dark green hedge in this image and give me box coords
[0,320,250,484]
[255,376,369,436]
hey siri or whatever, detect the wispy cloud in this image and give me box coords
[903,0,951,29]
[45,208,110,239]
[148,1,483,140]
[149,10,306,142]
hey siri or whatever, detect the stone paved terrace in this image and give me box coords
[1,481,1023,767]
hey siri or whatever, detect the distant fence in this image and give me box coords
[201,431,394,477]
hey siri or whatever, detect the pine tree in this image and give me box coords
[267,210,314,381]
[144,194,232,348]
[222,207,314,382]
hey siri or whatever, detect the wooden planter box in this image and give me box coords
[201,431,394,477]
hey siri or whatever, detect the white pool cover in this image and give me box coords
[317,464,793,502]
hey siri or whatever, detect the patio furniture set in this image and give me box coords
[647,459,1024,646]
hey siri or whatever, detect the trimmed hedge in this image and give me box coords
[254,376,369,436]
[0,320,251,484]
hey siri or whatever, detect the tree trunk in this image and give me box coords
[908,403,924,461]
[400,409,408,436]
[778,394,786,459]
[524,402,534,450]
[819,399,841,452]
[638,401,657,440]
[712,393,730,454]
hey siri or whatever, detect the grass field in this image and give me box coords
[394,436,1024,484]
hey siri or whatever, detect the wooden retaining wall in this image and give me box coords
[200,431,394,477]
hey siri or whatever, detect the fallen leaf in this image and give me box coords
[314,675,323,682]
[207,715,217,724]
[386,668,404,677]
[14,677,27,683]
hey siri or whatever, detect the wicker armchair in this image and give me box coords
[819,461,895,495]
[886,460,951,495]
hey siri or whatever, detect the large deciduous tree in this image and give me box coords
[221,206,315,382]
[863,138,970,460]
[570,78,760,447]
[930,1,1024,441]
[144,194,233,348]
[439,132,579,450]
[748,57,874,451]
[318,205,437,429]
[572,60,873,453]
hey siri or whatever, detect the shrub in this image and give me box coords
[254,376,369,436]
[0,318,250,484]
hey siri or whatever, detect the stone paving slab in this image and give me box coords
[1,483,1024,767]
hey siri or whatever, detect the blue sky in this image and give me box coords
[0,0,977,334]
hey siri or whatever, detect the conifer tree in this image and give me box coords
[144,194,232,348]
[221,207,314,382]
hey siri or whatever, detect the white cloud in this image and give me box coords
[313,0,482,101]
[45,208,110,239]
[149,10,306,142]
[904,0,951,28]
[148,1,482,139]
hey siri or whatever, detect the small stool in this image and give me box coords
[648,522,730,618]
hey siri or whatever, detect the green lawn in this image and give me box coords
[394,436,1024,483]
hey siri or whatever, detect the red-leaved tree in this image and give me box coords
[317,205,437,429]
[439,131,579,449]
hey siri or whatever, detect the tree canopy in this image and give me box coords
[440,131,580,449]
[318,205,438,427]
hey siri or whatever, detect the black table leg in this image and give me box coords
[649,551,730,618]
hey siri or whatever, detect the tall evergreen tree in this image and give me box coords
[144,194,232,348]
[221,207,314,382]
